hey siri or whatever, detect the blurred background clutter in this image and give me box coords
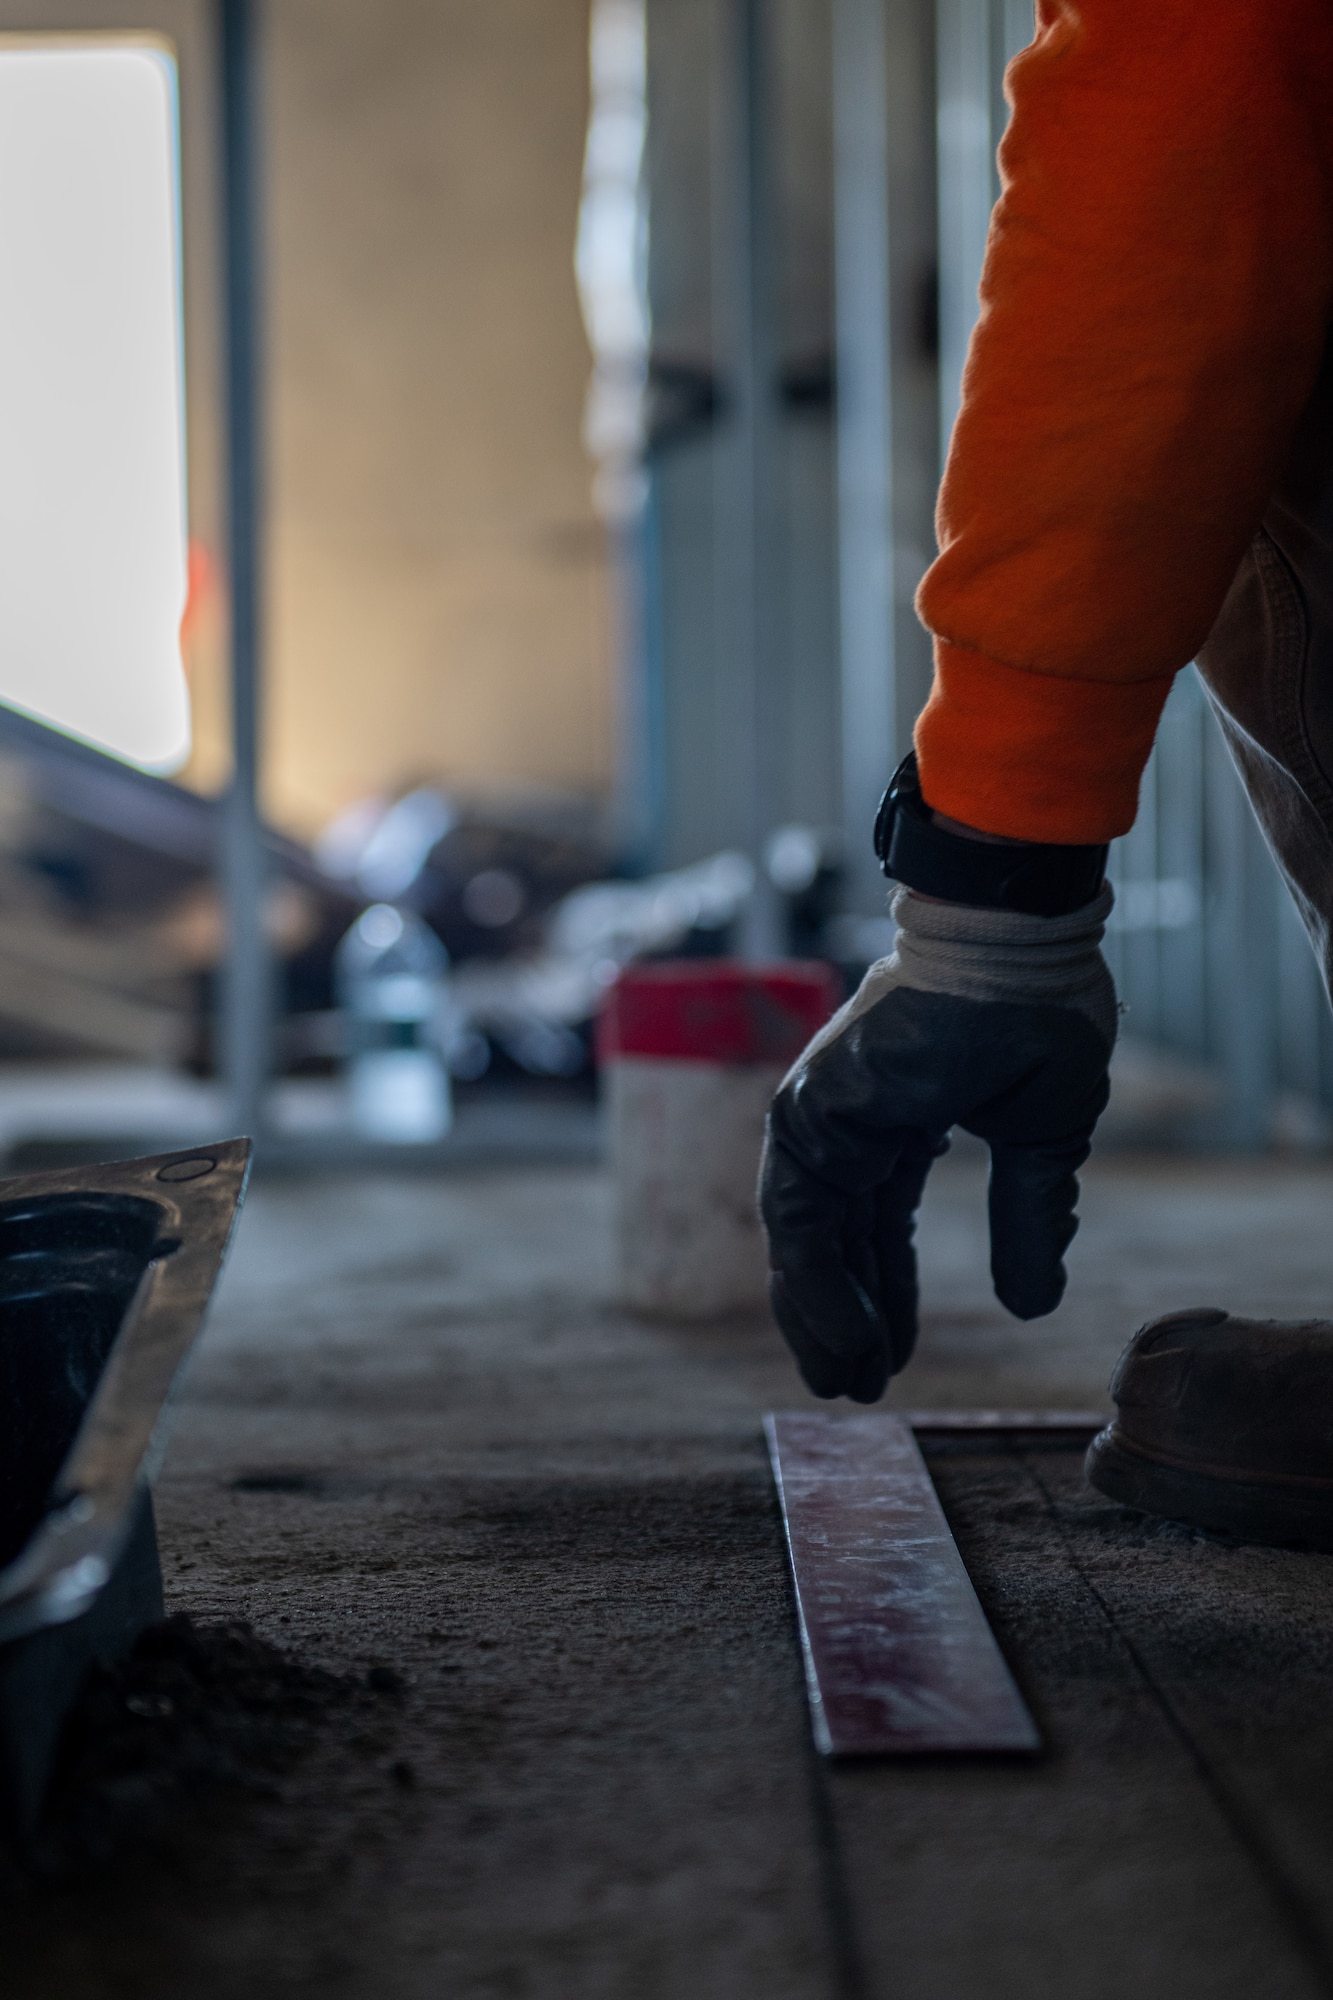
[0,0,1323,1165]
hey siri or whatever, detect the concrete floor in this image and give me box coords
[9,1148,1333,1997]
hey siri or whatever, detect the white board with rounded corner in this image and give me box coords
[0,39,191,772]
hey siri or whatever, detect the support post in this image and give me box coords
[1205,716,1278,1149]
[934,0,993,454]
[218,0,271,1137]
[833,0,894,911]
[712,0,780,950]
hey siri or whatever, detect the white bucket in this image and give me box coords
[599,959,840,1318]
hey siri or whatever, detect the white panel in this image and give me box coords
[0,42,190,770]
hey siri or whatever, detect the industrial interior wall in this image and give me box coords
[0,0,611,837]
[259,0,612,838]
[646,0,842,871]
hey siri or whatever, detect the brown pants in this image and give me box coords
[1197,338,1333,991]
[1200,346,1333,1000]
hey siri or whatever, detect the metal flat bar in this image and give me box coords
[766,1411,1041,1757]
[902,1408,1105,1437]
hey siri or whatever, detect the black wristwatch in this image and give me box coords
[873,753,1107,918]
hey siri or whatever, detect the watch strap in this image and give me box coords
[873,754,1108,918]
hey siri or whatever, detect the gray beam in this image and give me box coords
[833,0,895,910]
[711,0,782,946]
[935,0,993,453]
[218,0,272,1137]
[833,0,938,907]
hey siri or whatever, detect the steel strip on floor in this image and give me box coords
[901,1409,1104,1438]
[766,1411,1042,1757]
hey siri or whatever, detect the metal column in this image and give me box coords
[832,0,938,909]
[1204,716,1280,1149]
[833,0,895,912]
[934,0,992,452]
[712,0,781,946]
[935,0,1030,450]
[218,0,271,1138]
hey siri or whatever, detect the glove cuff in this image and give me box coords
[889,883,1118,1050]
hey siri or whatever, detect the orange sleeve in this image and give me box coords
[913,0,1333,843]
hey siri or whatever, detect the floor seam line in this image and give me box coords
[772,1469,872,2000]
[806,1741,873,2000]
[1019,1450,1333,1999]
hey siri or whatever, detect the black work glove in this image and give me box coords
[760,884,1117,1402]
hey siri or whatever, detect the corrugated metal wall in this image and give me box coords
[641,0,1333,1142]
[1104,673,1333,1145]
[938,0,1333,1143]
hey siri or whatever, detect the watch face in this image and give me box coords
[874,752,922,865]
[873,786,897,864]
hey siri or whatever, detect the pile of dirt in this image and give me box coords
[17,1614,402,1882]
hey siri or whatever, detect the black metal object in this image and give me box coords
[0,696,346,908]
[0,1138,250,1839]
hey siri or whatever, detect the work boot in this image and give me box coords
[1085,1308,1333,1549]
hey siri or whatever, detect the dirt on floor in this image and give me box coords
[16,1615,402,1885]
[5,1152,1333,1999]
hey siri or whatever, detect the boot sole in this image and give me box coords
[1085,1426,1333,1552]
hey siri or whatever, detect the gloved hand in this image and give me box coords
[760,883,1117,1402]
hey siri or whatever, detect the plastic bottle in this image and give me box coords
[336,903,453,1142]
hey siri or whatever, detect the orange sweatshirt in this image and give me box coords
[913,0,1333,844]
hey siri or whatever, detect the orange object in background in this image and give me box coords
[179,539,215,657]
